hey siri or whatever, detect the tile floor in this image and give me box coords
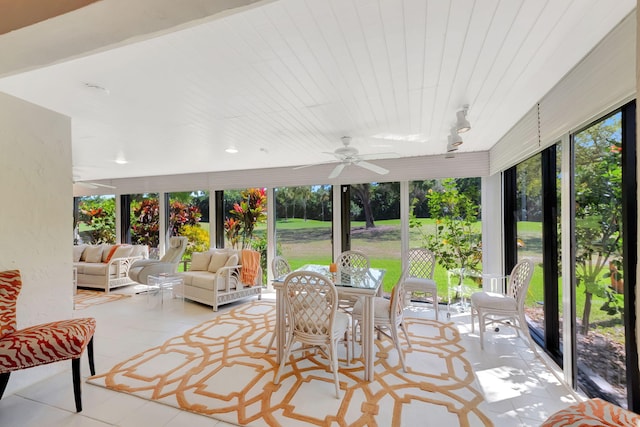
[0,287,582,427]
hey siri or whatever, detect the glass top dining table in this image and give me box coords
[271,264,386,382]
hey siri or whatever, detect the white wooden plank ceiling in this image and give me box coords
[0,0,634,184]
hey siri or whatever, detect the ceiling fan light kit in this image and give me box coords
[449,128,463,146]
[446,135,459,153]
[295,136,390,179]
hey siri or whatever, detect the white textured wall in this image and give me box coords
[0,91,73,394]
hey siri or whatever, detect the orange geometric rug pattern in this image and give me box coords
[88,301,493,426]
[74,289,130,310]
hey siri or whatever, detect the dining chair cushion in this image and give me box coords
[470,292,516,311]
[403,277,436,288]
[0,318,96,373]
[352,297,392,320]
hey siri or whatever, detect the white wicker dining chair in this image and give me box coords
[336,250,371,312]
[401,248,439,319]
[273,270,349,398]
[351,280,411,372]
[470,258,535,351]
[265,256,292,353]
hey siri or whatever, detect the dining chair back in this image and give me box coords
[401,248,439,318]
[470,258,535,351]
[265,255,292,353]
[271,255,291,279]
[336,250,370,312]
[273,270,349,398]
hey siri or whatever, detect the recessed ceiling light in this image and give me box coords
[114,159,128,165]
[225,147,238,154]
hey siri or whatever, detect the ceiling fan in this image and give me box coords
[295,136,391,179]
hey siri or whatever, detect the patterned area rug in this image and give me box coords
[74,289,130,310]
[88,301,492,426]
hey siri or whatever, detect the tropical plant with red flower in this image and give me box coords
[225,188,267,249]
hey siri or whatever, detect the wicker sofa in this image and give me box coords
[179,248,262,311]
[73,244,149,292]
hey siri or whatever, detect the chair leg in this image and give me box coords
[432,291,439,319]
[273,333,294,385]
[470,306,476,333]
[390,325,407,372]
[399,322,412,348]
[72,357,82,412]
[0,372,10,399]
[87,337,95,376]
[329,341,341,399]
[478,311,485,350]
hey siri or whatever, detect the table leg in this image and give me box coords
[362,294,375,381]
[275,287,286,364]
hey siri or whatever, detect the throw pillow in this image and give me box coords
[72,245,86,262]
[208,251,229,273]
[109,245,133,260]
[225,254,239,268]
[190,252,211,271]
[83,245,103,263]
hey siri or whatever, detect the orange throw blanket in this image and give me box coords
[240,250,260,286]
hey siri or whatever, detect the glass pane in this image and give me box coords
[573,111,625,406]
[76,195,116,244]
[409,178,482,308]
[274,185,333,270]
[222,188,267,250]
[516,155,544,336]
[167,191,209,271]
[350,182,401,293]
[130,193,160,258]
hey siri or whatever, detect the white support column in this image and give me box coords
[560,133,574,387]
[158,192,168,258]
[400,180,409,270]
[266,187,276,290]
[210,190,217,249]
[115,194,122,244]
[481,174,504,278]
[332,185,342,261]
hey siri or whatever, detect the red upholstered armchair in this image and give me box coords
[0,270,96,412]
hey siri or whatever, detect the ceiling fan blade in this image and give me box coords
[357,161,389,175]
[328,163,346,179]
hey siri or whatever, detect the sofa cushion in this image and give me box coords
[83,245,103,263]
[103,244,121,263]
[225,254,239,268]
[73,245,86,262]
[109,245,133,260]
[101,244,114,262]
[81,263,109,276]
[190,252,211,271]
[181,271,217,291]
[208,251,229,273]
